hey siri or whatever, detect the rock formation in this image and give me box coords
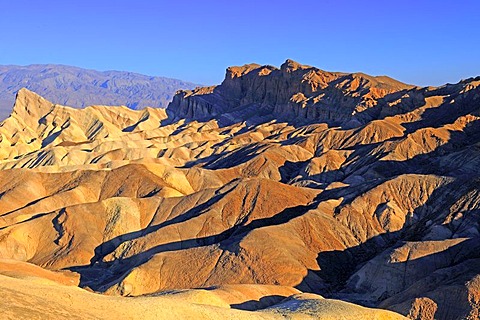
[1,60,480,319]
[167,59,414,126]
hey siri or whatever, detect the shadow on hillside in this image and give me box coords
[68,116,480,296]
[122,110,150,132]
[401,87,480,134]
[355,78,480,132]
[89,187,236,265]
[230,295,288,311]
[277,116,480,199]
[70,192,325,291]
[294,172,480,319]
[285,117,480,302]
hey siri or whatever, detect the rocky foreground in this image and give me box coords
[0,60,479,319]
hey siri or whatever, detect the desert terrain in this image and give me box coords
[1,60,479,319]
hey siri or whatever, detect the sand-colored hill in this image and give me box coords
[0,271,405,320]
[1,60,480,319]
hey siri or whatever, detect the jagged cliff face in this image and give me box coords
[1,61,480,320]
[168,59,414,126]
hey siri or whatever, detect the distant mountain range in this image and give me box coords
[0,64,199,120]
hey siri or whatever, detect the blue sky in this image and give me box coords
[0,0,479,86]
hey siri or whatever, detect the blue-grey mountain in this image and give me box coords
[0,64,199,120]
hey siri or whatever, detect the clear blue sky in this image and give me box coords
[0,0,479,86]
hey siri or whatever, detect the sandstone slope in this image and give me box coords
[0,272,405,320]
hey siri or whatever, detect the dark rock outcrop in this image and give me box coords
[167,59,414,126]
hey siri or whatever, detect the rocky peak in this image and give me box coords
[166,60,413,126]
[280,59,312,73]
[11,88,54,120]
[225,63,263,79]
